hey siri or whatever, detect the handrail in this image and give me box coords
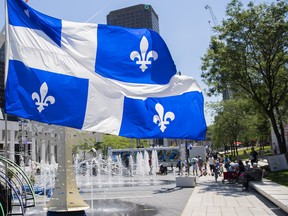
[1,168,31,209]
[0,156,36,208]
[0,202,5,216]
[0,173,24,216]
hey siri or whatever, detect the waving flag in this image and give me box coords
[5,0,207,139]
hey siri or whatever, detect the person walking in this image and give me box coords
[148,157,152,175]
[190,156,198,176]
[223,155,231,171]
[249,147,258,165]
[208,155,215,175]
[214,160,220,182]
[198,156,204,176]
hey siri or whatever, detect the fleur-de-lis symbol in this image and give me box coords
[32,82,55,113]
[153,103,175,132]
[24,9,29,17]
[130,36,158,72]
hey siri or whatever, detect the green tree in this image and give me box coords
[77,138,95,160]
[211,99,249,156]
[102,134,131,150]
[101,135,149,156]
[209,98,271,154]
[209,119,230,150]
[201,0,288,153]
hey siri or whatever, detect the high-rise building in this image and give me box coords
[107,4,159,33]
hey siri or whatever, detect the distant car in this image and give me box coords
[234,142,243,148]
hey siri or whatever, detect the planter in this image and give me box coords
[175,176,197,188]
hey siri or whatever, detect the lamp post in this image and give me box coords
[18,119,28,166]
[185,140,191,176]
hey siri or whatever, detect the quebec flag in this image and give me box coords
[5,0,207,139]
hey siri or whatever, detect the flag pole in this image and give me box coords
[4,0,10,214]
[4,0,9,88]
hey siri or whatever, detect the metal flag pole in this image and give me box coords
[4,113,10,215]
[44,126,89,215]
[4,0,10,214]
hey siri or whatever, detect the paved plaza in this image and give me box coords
[182,174,287,216]
[24,170,288,216]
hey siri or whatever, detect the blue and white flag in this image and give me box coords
[5,0,207,139]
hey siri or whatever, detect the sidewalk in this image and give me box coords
[181,173,288,216]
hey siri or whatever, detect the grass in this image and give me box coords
[224,145,272,161]
[265,170,288,187]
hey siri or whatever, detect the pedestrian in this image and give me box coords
[198,155,204,176]
[177,159,182,175]
[149,156,152,175]
[208,155,215,175]
[242,163,263,191]
[214,160,220,182]
[213,151,219,160]
[249,147,258,165]
[219,163,224,176]
[223,155,230,171]
[190,156,198,176]
[238,160,245,176]
[245,160,250,171]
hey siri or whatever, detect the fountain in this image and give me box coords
[22,149,175,215]
[73,149,161,189]
[1,122,181,215]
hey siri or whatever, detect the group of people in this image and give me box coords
[190,155,205,176]
[177,147,261,187]
[176,155,205,176]
[217,147,262,189]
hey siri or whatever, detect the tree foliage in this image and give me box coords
[72,137,96,159]
[72,134,149,157]
[201,0,288,153]
[102,134,132,149]
[101,135,149,154]
[208,98,270,155]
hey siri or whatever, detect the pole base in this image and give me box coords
[47,210,86,216]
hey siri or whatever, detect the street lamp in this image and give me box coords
[18,118,29,165]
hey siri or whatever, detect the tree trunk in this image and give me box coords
[276,106,287,154]
[230,143,233,156]
[269,110,287,154]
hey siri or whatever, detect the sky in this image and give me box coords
[0,0,275,125]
